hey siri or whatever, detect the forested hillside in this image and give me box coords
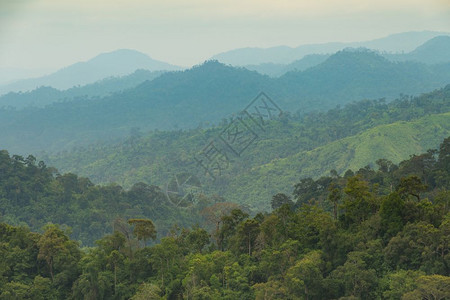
[386,35,450,64]
[2,50,450,154]
[0,150,201,246]
[0,49,180,94]
[1,137,449,299]
[0,69,166,109]
[246,35,450,77]
[2,33,450,300]
[3,0,450,298]
[211,31,449,65]
[45,84,450,211]
[244,54,330,77]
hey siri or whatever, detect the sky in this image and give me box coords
[1,0,450,72]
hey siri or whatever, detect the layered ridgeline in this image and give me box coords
[385,35,450,65]
[0,49,181,95]
[1,137,449,299]
[4,34,450,109]
[246,35,450,77]
[0,150,198,246]
[45,84,450,211]
[0,69,166,109]
[2,49,450,154]
[213,31,449,65]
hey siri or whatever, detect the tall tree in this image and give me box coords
[128,218,157,247]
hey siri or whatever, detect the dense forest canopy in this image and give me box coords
[1,137,449,299]
[2,49,450,154]
[44,84,450,211]
[1,36,450,300]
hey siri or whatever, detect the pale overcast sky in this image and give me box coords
[1,0,450,70]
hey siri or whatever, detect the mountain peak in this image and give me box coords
[412,35,450,53]
[323,48,388,67]
[90,49,154,62]
[407,35,450,64]
[0,49,181,93]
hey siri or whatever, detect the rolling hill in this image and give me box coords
[1,50,450,155]
[212,31,450,65]
[244,54,330,77]
[0,69,165,109]
[225,112,450,210]
[0,49,181,95]
[43,85,450,211]
[386,35,450,65]
[245,36,450,77]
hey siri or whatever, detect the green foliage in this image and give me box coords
[37,224,81,285]
[1,132,450,299]
[402,275,450,300]
[381,269,424,300]
[285,250,324,299]
[0,69,165,109]
[127,219,157,246]
[0,150,206,245]
[40,84,450,212]
[341,176,379,226]
[130,283,162,300]
[379,192,405,239]
[2,51,450,154]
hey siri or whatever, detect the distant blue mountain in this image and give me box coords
[212,31,450,65]
[0,49,181,94]
[386,36,450,64]
[1,50,450,154]
[244,35,450,77]
[0,69,166,109]
[244,54,330,77]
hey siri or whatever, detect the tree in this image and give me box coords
[384,222,441,273]
[71,252,114,300]
[108,250,123,295]
[341,176,378,225]
[379,192,405,239]
[114,218,136,258]
[397,175,427,201]
[381,270,424,300]
[128,218,157,247]
[29,275,57,300]
[327,183,341,220]
[253,280,287,300]
[294,178,318,205]
[149,237,184,289]
[131,283,162,300]
[200,202,240,244]
[436,137,450,188]
[376,158,394,173]
[184,226,210,254]
[286,250,324,300]
[330,251,378,299]
[37,224,78,282]
[216,209,249,251]
[271,193,293,210]
[235,219,260,255]
[402,275,450,300]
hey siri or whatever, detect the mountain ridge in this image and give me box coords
[0,49,181,95]
[41,85,450,210]
[212,31,450,65]
[1,51,450,154]
[245,36,450,77]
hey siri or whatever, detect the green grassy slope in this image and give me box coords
[45,111,450,212]
[224,113,450,210]
[40,84,450,212]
